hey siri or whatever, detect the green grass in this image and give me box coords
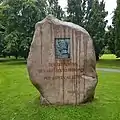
[97,54,120,69]
[0,56,120,120]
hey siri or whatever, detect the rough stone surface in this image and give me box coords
[27,15,98,105]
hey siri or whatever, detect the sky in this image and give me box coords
[58,0,117,25]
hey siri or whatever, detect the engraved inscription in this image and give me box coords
[38,62,83,80]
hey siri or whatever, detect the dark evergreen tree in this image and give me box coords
[105,26,115,54]
[113,0,120,58]
[67,0,108,60]
[47,0,64,19]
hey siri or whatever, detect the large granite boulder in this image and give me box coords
[27,15,98,105]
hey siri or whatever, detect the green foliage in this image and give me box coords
[0,0,65,59]
[67,0,87,26]
[0,32,4,56]
[0,0,111,60]
[0,5,7,56]
[103,46,112,54]
[113,0,120,58]
[105,26,115,54]
[47,0,64,19]
[0,0,47,59]
[67,0,108,60]
[4,31,21,59]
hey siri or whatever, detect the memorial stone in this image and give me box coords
[27,15,98,105]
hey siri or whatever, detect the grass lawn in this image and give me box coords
[0,56,120,120]
[97,54,120,69]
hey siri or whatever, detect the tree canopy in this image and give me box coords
[113,0,120,58]
[67,0,108,60]
[0,0,119,60]
[0,0,64,59]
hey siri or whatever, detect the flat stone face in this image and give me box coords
[27,15,98,105]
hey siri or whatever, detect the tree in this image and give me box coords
[0,0,65,59]
[86,0,108,60]
[105,26,115,54]
[0,31,4,56]
[67,0,87,27]
[3,31,21,59]
[0,0,47,59]
[67,0,108,60]
[47,0,64,19]
[0,4,8,56]
[113,0,120,58]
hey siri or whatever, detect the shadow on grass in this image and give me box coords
[6,61,27,65]
[32,95,99,108]
[33,96,40,105]
[97,59,120,68]
[0,58,26,65]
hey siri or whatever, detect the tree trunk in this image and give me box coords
[24,56,27,60]
[96,55,99,61]
[15,55,18,59]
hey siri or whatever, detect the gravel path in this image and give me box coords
[97,68,120,73]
